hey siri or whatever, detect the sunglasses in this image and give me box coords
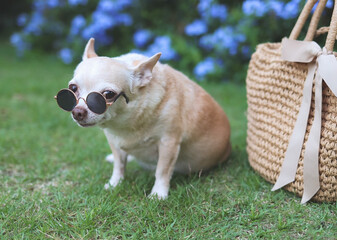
[55,88,129,114]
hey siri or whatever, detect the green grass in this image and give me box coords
[0,41,336,239]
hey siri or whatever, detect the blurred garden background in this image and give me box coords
[1,0,337,239]
[5,0,334,82]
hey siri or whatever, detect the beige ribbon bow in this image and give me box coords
[271,38,337,204]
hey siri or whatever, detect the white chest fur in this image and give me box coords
[104,128,159,163]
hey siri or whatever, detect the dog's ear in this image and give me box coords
[131,52,161,93]
[83,38,98,60]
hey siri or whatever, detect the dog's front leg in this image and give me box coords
[149,136,181,199]
[104,131,127,189]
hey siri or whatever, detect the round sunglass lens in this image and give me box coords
[56,89,77,111]
[87,92,107,114]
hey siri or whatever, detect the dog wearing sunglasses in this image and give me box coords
[57,38,231,199]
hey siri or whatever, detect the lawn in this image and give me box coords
[0,41,336,239]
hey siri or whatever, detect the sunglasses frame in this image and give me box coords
[54,88,129,114]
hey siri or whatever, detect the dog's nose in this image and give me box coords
[72,107,87,121]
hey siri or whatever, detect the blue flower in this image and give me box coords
[97,0,132,13]
[327,0,333,8]
[80,0,133,45]
[82,24,113,45]
[199,35,214,51]
[97,0,115,12]
[115,13,133,26]
[269,0,284,16]
[242,0,268,17]
[115,0,133,11]
[68,0,88,6]
[92,11,116,30]
[194,57,220,80]
[312,0,333,12]
[10,33,30,56]
[17,14,28,27]
[133,29,152,48]
[198,0,213,18]
[33,0,46,11]
[23,12,44,36]
[185,19,208,36]
[199,27,246,55]
[281,0,300,19]
[82,25,95,40]
[70,15,86,35]
[59,48,73,64]
[137,36,177,61]
[210,4,227,22]
[47,0,60,8]
[241,45,251,57]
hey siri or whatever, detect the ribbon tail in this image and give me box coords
[300,53,337,203]
[317,53,337,96]
[301,76,322,204]
[272,62,316,191]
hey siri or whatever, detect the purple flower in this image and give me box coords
[242,0,268,17]
[185,19,208,36]
[133,29,152,48]
[70,15,86,35]
[68,0,88,6]
[210,4,227,22]
[59,48,73,64]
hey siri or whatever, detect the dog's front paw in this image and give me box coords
[149,185,169,200]
[104,177,123,190]
[148,192,168,200]
[105,154,114,163]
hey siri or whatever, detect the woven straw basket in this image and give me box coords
[246,0,337,203]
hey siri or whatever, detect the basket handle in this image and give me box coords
[305,0,328,40]
[325,0,337,51]
[289,0,337,51]
[289,0,319,40]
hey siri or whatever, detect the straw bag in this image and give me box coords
[246,0,337,203]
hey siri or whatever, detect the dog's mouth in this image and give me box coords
[76,121,96,127]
